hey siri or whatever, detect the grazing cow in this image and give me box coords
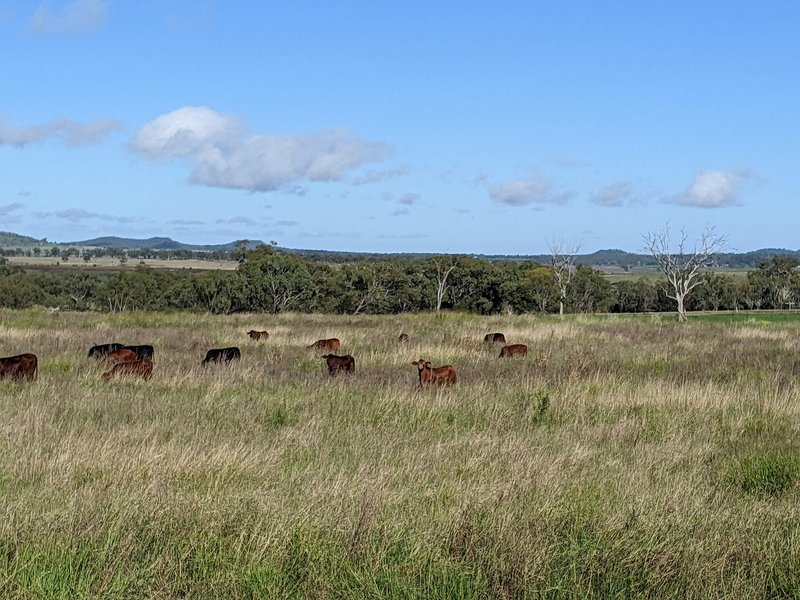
[121,344,155,361]
[248,330,269,341]
[308,338,340,352]
[499,344,528,358]
[202,347,241,365]
[398,333,409,342]
[87,343,123,359]
[0,353,38,381]
[105,348,138,365]
[101,359,153,382]
[411,359,457,387]
[321,353,355,376]
[484,333,506,344]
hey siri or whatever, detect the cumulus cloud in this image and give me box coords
[0,115,120,147]
[130,106,390,192]
[590,181,633,207]
[490,178,574,206]
[668,169,756,208]
[31,0,108,34]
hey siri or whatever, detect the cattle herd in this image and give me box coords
[0,330,527,386]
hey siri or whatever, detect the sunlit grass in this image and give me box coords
[0,308,799,597]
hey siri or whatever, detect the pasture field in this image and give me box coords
[0,309,799,598]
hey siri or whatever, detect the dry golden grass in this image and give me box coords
[0,309,799,598]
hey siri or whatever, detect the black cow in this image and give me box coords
[87,343,123,359]
[202,347,241,365]
[121,345,155,361]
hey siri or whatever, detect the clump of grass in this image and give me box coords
[727,450,800,497]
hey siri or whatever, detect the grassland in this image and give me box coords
[5,256,238,273]
[0,309,799,598]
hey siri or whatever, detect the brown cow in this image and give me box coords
[499,344,527,358]
[0,353,38,381]
[105,348,138,365]
[322,354,355,375]
[411,359,457,387]
[248,330,269,341]
[308,338,340,352]
[484,332,506,344]
[398,333,409,342]
[101,359,153,382]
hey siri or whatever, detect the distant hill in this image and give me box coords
[68,236,266,252]
[2,230,799,269]
[0,231,52,248]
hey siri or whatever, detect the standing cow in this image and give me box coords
[248,330,269,341]
[0,353,38,381]
[202,347,241,365]
[309,338,340,352]
[499,344,527,358]
[87,343,123,359]
[101,359,153,382]
[484,333,506,344]
[321,354,355,376]
[411,359,457,387]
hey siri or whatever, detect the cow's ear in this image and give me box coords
[425,361,431,367]
[411,361,418,366]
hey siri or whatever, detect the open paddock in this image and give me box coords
[0,309,799,597]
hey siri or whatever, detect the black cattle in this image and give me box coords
[0,353,38,381]
[121,344,155,361]
[202,347,241,365]
[483,332,506,344]
[87,343,123,359]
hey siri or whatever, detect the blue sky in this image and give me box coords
[1,1,798,254]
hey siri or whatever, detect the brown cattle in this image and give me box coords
[322,354,355,375]
[398,333,409,342]
[248,330,269,341]
[0,353,38,381]
[309,338,340,352]
[105,348,138,365]
[499,344,528,358]
[411,359,457,387]
[101,359,153,382]
[484,332,506,344]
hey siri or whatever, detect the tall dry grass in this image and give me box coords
[0,309,799,598]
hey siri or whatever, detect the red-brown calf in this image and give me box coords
[411,359,457,387]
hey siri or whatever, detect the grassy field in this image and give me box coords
[1,309,799,598]
[5,256,239,273]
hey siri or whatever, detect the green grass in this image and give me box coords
[0,308,799,597]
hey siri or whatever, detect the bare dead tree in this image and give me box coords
[432,256,458,312]
[549,238,581,315]
[643,224,726,321]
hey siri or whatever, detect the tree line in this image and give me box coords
[1,244,798,315]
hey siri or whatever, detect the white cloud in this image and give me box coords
[589,181,633,207]
[669,169,756,208]
[0,115,119,147]
[31,0,108,34]
[490,177,574,206]
[131,106,390,192]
